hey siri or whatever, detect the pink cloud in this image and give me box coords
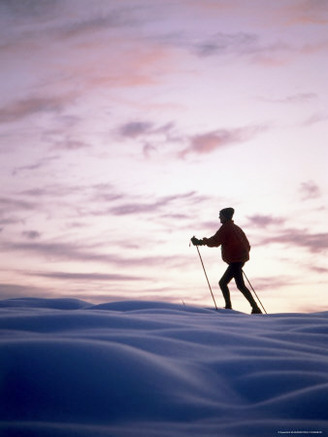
[0,197,37,212]
[302,112,328,126]
[12,156,60,176]
[187,0,328,28]
[267,93,318,104]
[247,215,286,228]
[260,229,328,253]
[2,239,190,271]
[108,191,201,216]
[30,271,146,282]
[180,125,265,158]
[67,38,178,90]
[119,122,154,138]
[285,0,328,25]
[299,180,321,200]
[22,231,42,240]
[180,130,239,158]
[53,140,90,151]
[0,95,72,124]
[310,266,328,274]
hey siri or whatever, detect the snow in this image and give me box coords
[0,298,327,437]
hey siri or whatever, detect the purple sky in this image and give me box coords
[0,0,327,312]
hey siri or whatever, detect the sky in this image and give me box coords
[0,0,327,313]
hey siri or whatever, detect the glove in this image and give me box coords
[191,236,205,246]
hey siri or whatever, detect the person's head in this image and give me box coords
[219,207,234,223]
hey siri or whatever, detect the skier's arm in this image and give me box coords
[203,229,223,247]
[191,228,224,247]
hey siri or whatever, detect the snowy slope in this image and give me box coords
[0,298,327,436]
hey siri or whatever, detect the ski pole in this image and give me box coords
[242,270,267,314]
[194,244,218,310]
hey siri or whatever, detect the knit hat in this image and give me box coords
[220,207,234,220]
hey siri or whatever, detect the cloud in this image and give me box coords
[0,217,24,227]
[2,241,94,262]
[259,229,328,253]
[0,0,62,19]
[190,1,328,30]
[249,275,295,291]
[12,162,45,176]
[167,25,327,66]
[284,92,317,103]
[9,185,204,230]
[143,143,157,158]
[0,96,71,124]
[1,239,188,269]
[17,182,121,214]
[1,239,124,267]
[12,155,60,176]
[178,29,296,66]
[247,214,286,228]
[309,265,328,274]
[22,231,42,240]
[0,282,51,300]
[119,121,154,138]
[183,22,328,66]
[118,120,176,139]
[91,192,124,204]
[19,183,83,198]
[157,29,275,62]
[193,32,259,57]
[87,190,211,234]
[117,120,179,159]
[1,16,175,93]
[300,39,328,55]
[108,191,204,216]
[265,92,318,104]
[109,203,162,216]
[59,9,139,40]
[28,271,147,282]
[302,112,328,126]
[14,182,125,224]
[179,125,265,158]
[0,1,137,45]
[0,196,37,212]
[286,0,328,25]
[299,180,321,200]
[52,139,90,151]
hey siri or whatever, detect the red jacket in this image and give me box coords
[203,220,250,264]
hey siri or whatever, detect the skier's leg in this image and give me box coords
[233,264,260,310]
[218,265,234,309]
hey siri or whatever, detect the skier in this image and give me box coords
[191,207,262,314]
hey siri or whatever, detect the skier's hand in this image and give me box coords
[191,236,205,246]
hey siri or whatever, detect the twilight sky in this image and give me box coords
[0,0,327,313]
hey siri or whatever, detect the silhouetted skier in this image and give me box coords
[192,208,262,314]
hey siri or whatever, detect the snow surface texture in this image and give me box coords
[0,298,327,437]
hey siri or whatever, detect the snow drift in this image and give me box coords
[0,298,327,436]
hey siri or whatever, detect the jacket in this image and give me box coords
[203,220,250,264]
